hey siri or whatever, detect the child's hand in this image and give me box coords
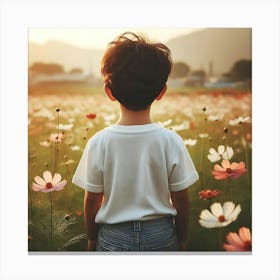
[87,239,96,251]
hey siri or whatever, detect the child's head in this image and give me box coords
[101,32,172,111]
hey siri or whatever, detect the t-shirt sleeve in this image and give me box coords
[72,138,104,193]
[168,133,199,192]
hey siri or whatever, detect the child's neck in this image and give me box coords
[117,104,152,125]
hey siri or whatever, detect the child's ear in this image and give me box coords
[155,84,167,100]
[104,84,116,101]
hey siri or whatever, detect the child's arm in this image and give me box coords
[84,190,103,251]
[170,188,190,251]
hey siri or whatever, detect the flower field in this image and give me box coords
[28,83,252,252]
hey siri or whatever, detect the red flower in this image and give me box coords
[198,189,220,200]
[86,113,96,119]
[75,210,83,217]
[212,159,247,180]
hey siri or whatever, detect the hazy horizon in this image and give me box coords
[29,28,204,50]
[29,28,251,77]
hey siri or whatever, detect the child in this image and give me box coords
[72,32,199,251]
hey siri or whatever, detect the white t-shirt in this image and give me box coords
[72,123,199,224]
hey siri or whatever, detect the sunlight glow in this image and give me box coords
[29,28,203,49]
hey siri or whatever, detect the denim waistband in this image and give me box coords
[97,214,179,251]
[100,215,175,232]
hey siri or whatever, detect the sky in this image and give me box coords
[29,28,202,49]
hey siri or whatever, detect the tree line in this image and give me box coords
[29,62,83,75]
[170,59,252,81]
[29,59,251,82]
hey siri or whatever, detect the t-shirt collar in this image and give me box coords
[107,123,161,133]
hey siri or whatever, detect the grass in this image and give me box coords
[28,82,252,252]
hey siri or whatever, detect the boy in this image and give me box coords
[72,32,199,251]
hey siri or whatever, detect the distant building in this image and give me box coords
[204,76,240,88]
[185,74,205,87]
[166,78,186,88]
[29,72,91,85]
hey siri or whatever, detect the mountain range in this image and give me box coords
[28,28,252,77]
[166,28,251,76]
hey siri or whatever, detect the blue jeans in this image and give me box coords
[96,216,179,251]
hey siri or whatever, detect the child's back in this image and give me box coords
[73,123,198,224]
[72,32,199,251]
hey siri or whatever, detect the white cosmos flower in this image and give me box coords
[199,202,241,228]
[68,118,75,123]
[199,133,209,138]
[57,123,73,131]
[70,145,81,151]
[207,145,234,162]
[183,138,197,146]
[40,141,51,148]
[32,171,67,193]
[207,113,224,121]
[65,160,75,165]
[103,113,116,121]
[229,116,251,126]
[33,108,55,120]
[157,119,173,127]
[87,121,93,128]
[171,122,190,131]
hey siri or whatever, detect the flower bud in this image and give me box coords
[64,214,70,221]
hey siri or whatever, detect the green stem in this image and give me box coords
[28,185,33,222]
[223,134,232,201]
[53,142,58,173]
[241,124,252,217]
[28,185,33,249]
[223,135,230,159]
[61,162,70,208]
[224,178,228,202]
[49,192,53,250]
[53,110,60,173]
[228,179,232,201]
[199,117,207,189]
[241,125,249,171]
[218,227,224,251]
[200,139,205,188]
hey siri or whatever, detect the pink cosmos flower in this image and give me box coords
[212,159,247,180]
[224,227,252,251]
[32,170,67,193]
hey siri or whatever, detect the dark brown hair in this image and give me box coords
[101,32,172,111]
